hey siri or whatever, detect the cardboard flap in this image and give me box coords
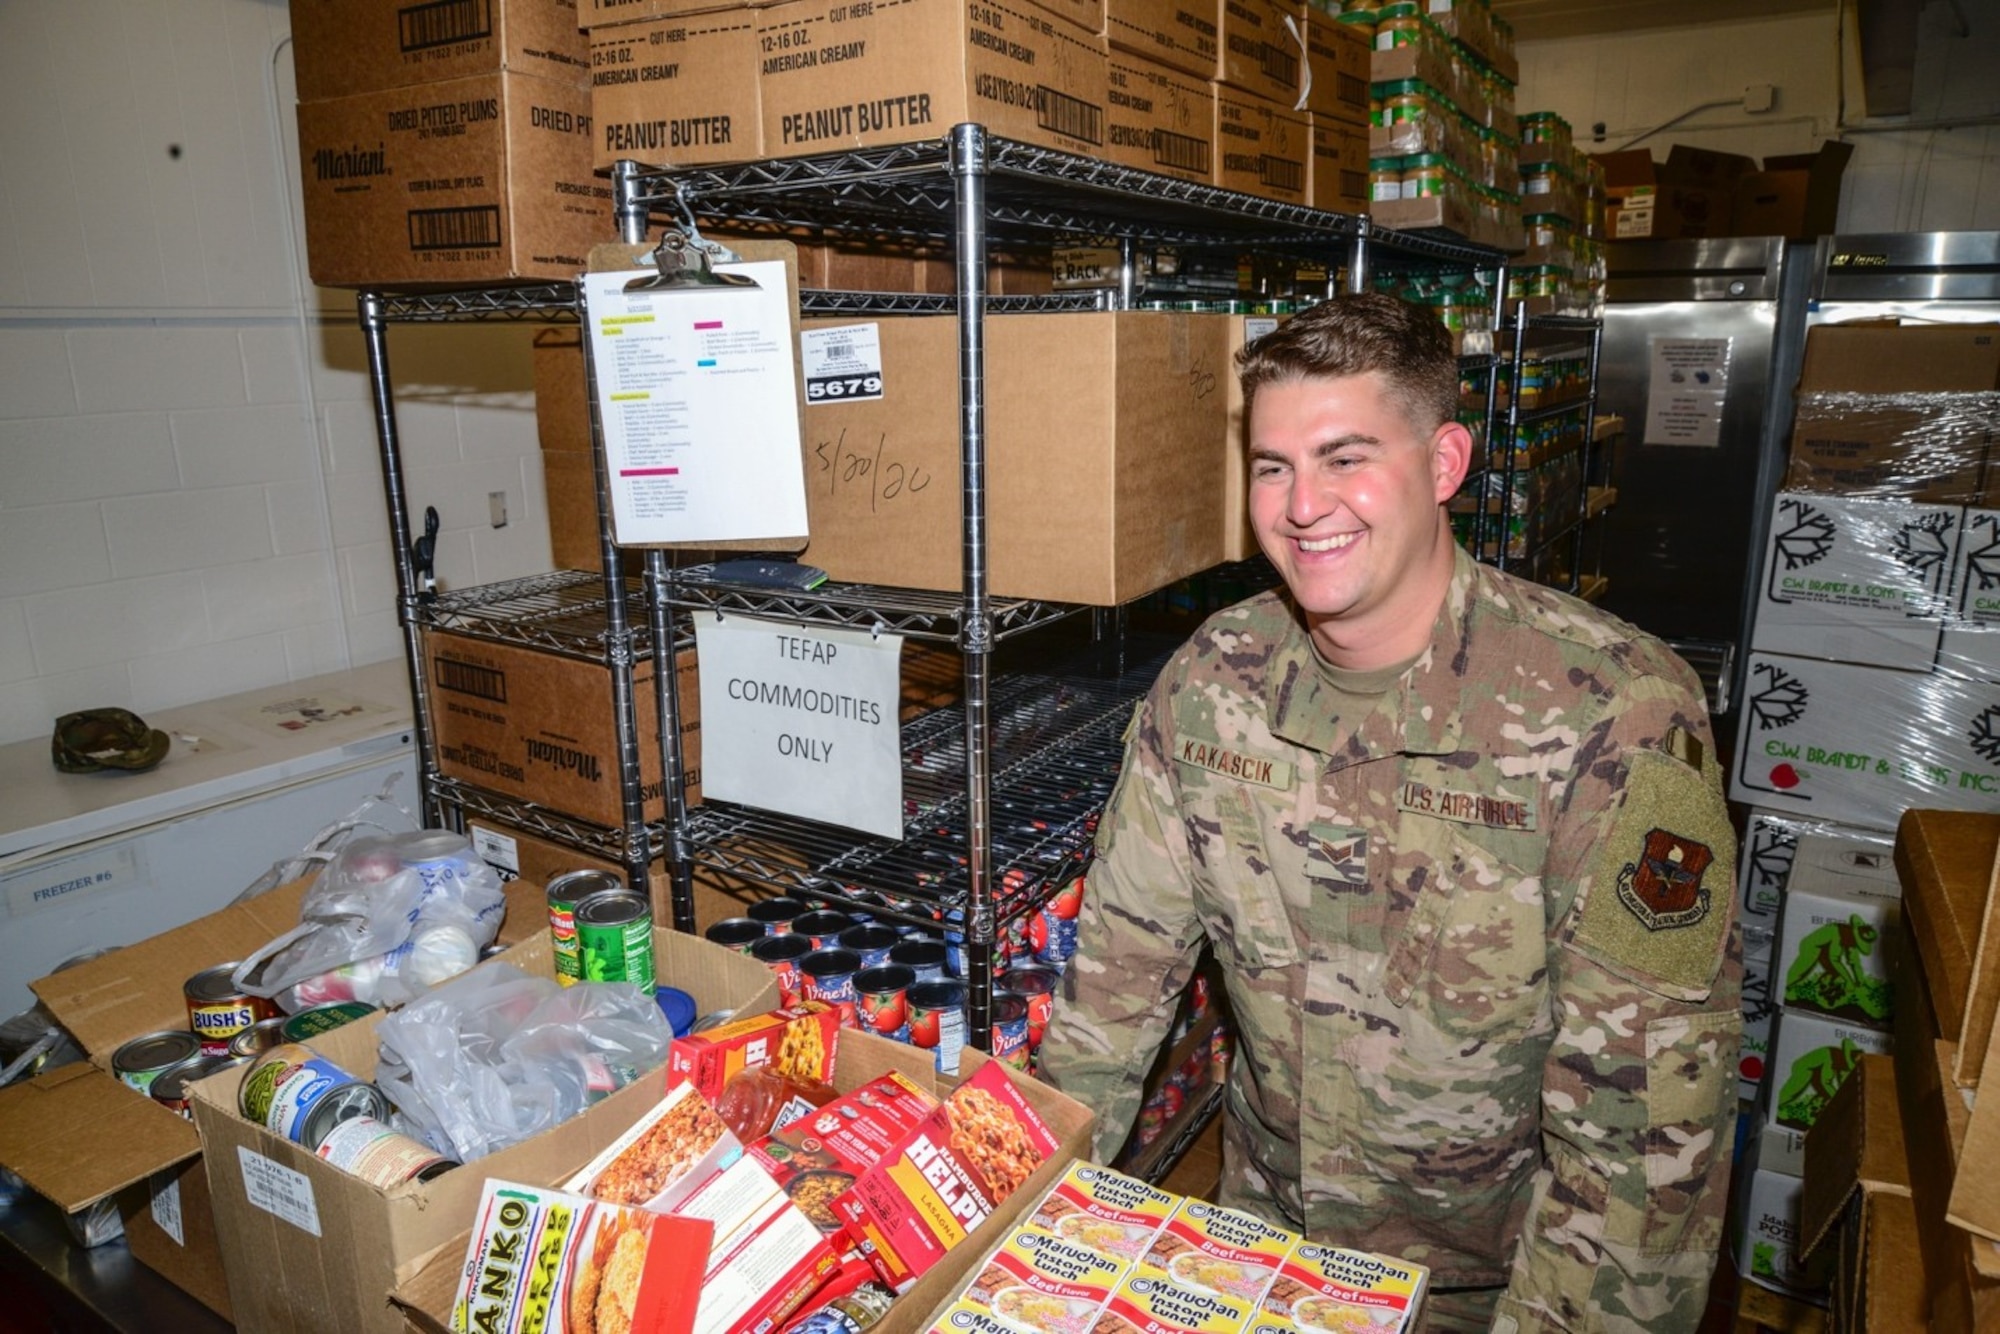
[1801,1054,1911,1260]
[0,1062,199,1211]
[1799,324,2000,395]
[1950,1021,2000,1249]
[30,878,312,1057]
[1894,809,2000,1051]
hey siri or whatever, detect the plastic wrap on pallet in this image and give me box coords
[1736,808,1896,924]
[1783,390,1999,504]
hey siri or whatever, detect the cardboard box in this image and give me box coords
[1894,809,2000,1085]
[1739,808,1804,923]
[796,311,1230,605]
[1214,0,1301,106]
[1300,14,1368,121]
[1797,1054,1922,1333]
[424,630,702,828]
[1104,0,1218,79]
[1308,112,1369,215]
[1734,1125,1833,1296]
[190,930,775,1334]
[1733,142,1854,240]
[582,0,781,24]
[1590,145,1751,241]
[587,13,762,169]
[1769,1009,1894,1133]
[1942,508,2000,682]
[1221,313,1285,562]
[0,871,546,1314]
[290,0,591,101]
[1775,830,1902,1026]
[1799,323,2000,397]
[1213,86,1308,206]
[389,1040,1095,1334]
[756,0,1109,158]
[297,72,609,288]
[1369,193,1524,253]
[1729,650,2000,833]
[1742,927,1776,1100]
[1784,394,1993,505]
[1104,54,1214,185]
[1752,492,1956,672]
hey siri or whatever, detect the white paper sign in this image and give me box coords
[586,262,808,545]
[1644,335,1732,447]
[695,614,905,838]
[151,1174,185,1246]
[238,1146,321,1237]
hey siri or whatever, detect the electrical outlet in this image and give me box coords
[1744,84,1776,114]
[489,490,508,528]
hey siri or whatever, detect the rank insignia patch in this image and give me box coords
[1616,828,1714,931]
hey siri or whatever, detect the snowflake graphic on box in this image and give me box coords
[1772,500,1835,571]
[1892,511,1957,580]
[1750,662,1810,730]
[1969,705,2000,766]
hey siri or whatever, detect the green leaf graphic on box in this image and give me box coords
[1752,1241,1778,1279]
[1785,914,1878,1014]
[1776,1037,1862,1129]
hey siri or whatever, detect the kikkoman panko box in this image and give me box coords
[1255,1241,1429,1333]
[1137,1197,1295,1305]
[1027,1162,1178,1264]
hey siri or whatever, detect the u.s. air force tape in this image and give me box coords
[1570,749,1735,1002]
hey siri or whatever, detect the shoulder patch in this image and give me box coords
[1569,749,1735,1001]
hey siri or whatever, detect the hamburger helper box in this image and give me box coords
[0,872,546,1319]
[187,927,772,1334]
[390,1040,1096,1334]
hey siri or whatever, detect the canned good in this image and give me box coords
[655,986,697,1037]
[887,938,948,983]
[112,1030,203,1094]
[799,947,862,1026]
[854,964,915,1042]
[1027,903,1079,966]
[792,910,856,951]
[989,995,1031,1070]
[747,897,808,933]
[705,917,768,954]
[575,890,655,990]
[998,967,1060,1050]
[837,923,899,970]
[151,1054,247,1118]
[240,1043,390,1149]
[184,964,276,1056]
[280,1002,376,1043]
[313,1115,457,1186]
[907,980,968,1076]
[548,869,623,987]
[693,1009,737,1033]
[228,1016,291,1059]
[749,933,815,1005]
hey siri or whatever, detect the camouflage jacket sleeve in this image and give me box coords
[1037,668,1209,1164]
[1493,668,1743,1334]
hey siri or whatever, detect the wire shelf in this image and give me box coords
[664,565,1092,643]
[416,570,684,661]
[800,289,1114,315]
[430,777,662,859]
[369,284,580,322]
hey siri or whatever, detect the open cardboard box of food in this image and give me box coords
[1798,1054,1923,1333]
[385,1022,1095,1334]
[0,873,549,1318]
[186,928,775,1334]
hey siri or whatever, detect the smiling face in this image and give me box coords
[1247,370,1472,669]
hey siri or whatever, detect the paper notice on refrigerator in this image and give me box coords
[585,263,808,545]
[1644,335,1732,447]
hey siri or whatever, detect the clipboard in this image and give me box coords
[583,233,810,553]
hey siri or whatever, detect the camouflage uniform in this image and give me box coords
[1039,548,1741,1333]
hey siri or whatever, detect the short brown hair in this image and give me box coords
[1236,292,1460,432]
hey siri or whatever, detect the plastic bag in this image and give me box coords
[232,830,507,1011]
[374,962,673,1163]
[228,771,419,907]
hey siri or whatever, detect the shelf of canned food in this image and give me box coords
[626,133,1504,272]
[1118,983,1234,1184]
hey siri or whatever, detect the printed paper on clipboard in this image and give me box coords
[585,261,809,545]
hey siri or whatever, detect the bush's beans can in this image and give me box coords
[240,1043,390,1148]
[990,994,1031,1070]
[792,910,855,950]
[704,918,767,954]
[576,890,655,989]
[228,1016,291,1059]
[151,1054,247,1118]
[907,980,967,1076]
[112,1030,203,1094]
[999,967,1060,1051]
[184,964,275,1056]
[747,897,807,934]
[888,938,948,983]
[799,947,862,1026]
[854,964,914,1042]
[312,1115,456,1186]
[837,923,899,970]
[548,870,621,987]
[749,933,814,1004]
[280,1002,376,1042]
